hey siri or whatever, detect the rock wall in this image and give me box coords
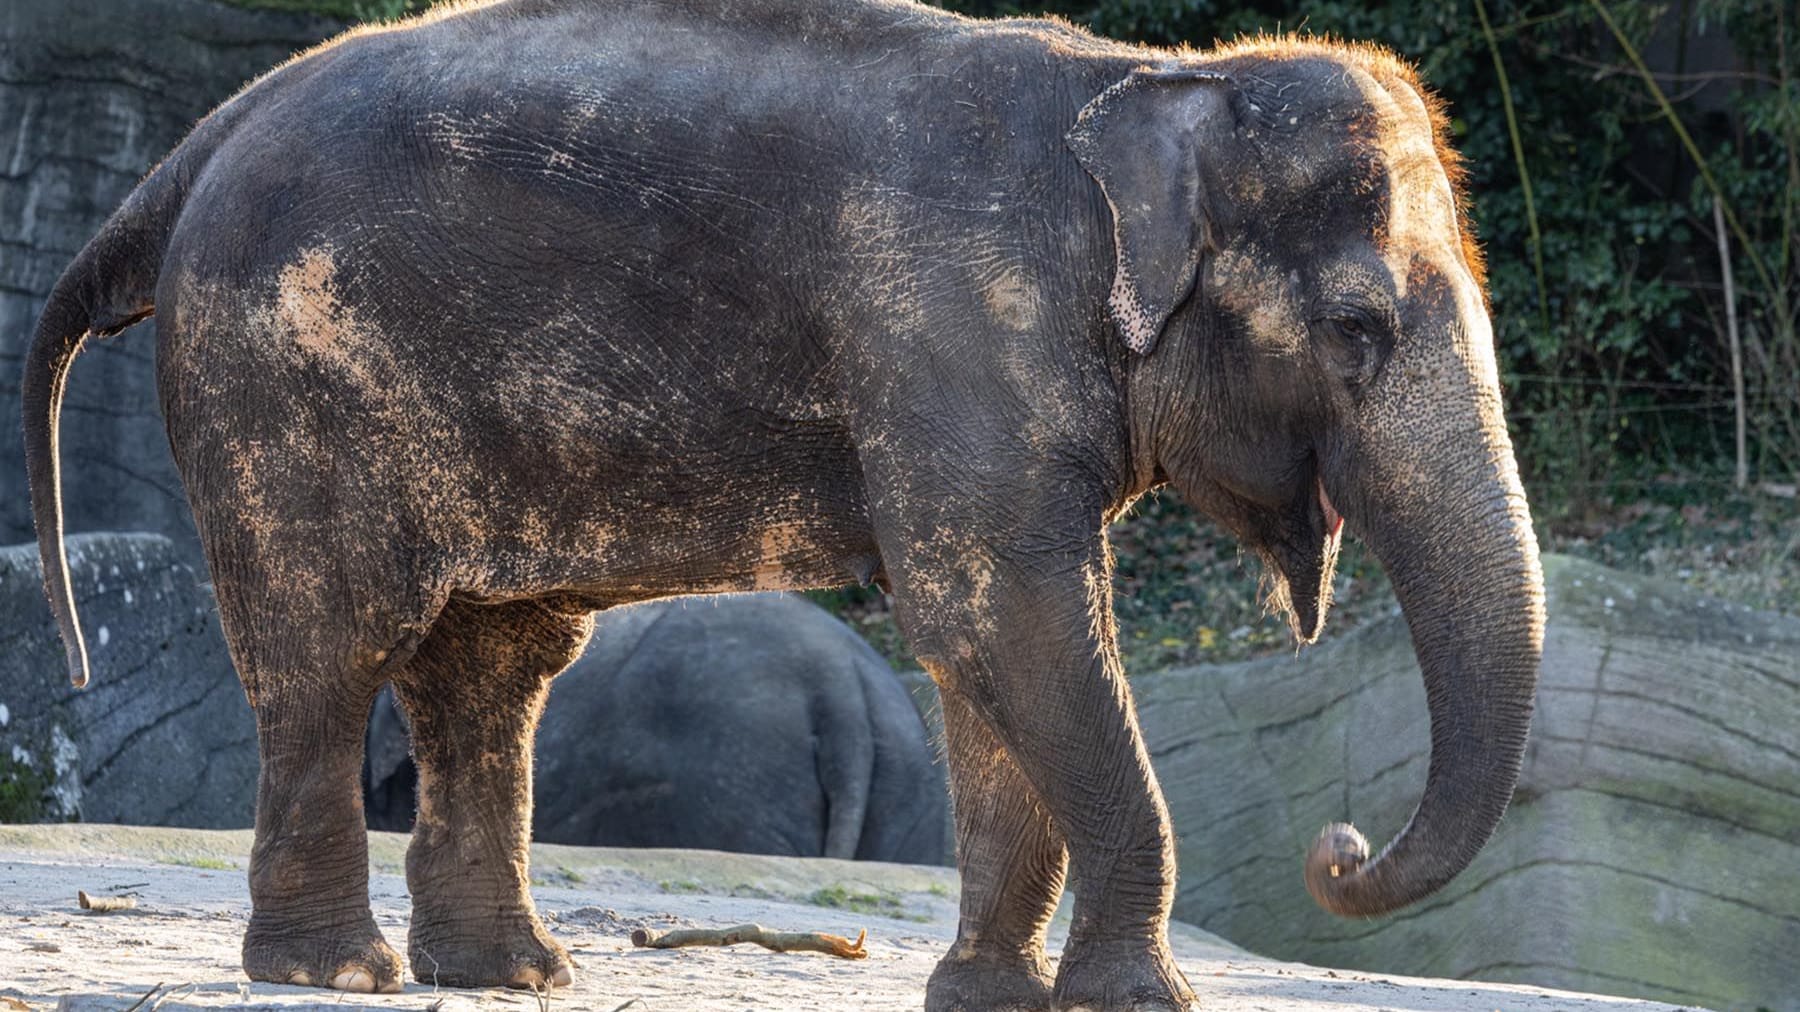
[0,533,254,827]
[0,0,342,552]
[1137,554,1800,1012]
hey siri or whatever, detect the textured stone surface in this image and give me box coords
[0,0,342,554]
[0,533,254,827]
[1137,552,1800,1011]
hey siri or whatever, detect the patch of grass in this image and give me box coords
[531,865,586,888]
[804,884,927,921]
[926,882,952,899]
[160,856,235,871]
[658,879,705,895]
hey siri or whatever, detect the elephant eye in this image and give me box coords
[1313,311,1389,391]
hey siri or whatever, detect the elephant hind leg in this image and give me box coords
[388,594,595,990]
[212,554,431,994]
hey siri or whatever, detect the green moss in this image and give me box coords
[0,756,51,823]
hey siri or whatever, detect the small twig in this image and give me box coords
[630,924,868,959]
[119,982,163,1012]
[77,890,136,913]
[606,1001,638,1012]
[1552,50,1780,86]
[148,984,197,1011]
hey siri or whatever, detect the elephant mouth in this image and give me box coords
[1318,478,1344,540]
[1259,470,1344,644]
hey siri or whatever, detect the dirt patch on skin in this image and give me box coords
[1207,246,1301,353]
[0,824,1687,1011]
[273,246,376,386]
[753,522,812,591]
[980,266,1038,333]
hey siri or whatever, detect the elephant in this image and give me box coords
[22,0,1545,1008]
[363,593,952,866]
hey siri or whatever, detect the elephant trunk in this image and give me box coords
[1304,420,1545,917]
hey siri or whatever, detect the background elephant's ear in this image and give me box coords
[1067,68,1240,355]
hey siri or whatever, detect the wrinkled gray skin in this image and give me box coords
[23,0,1545,1007]
[365,594,951,865]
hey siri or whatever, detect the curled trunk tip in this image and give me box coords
[1303,822,1372,916]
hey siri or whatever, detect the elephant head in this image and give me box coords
[1069,42,1545,917]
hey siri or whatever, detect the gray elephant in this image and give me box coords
[364,594,951,865]
[23,1,1544,1008]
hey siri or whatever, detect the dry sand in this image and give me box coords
[0,825,1690,1011]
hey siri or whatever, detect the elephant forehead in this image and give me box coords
[1340,70,1462,302]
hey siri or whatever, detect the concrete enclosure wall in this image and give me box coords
[1135,554,1800,1012]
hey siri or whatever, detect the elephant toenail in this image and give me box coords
[330,968,375,992]
[550,965,574,988]
[508,967,545,989]
[286,970,313,986]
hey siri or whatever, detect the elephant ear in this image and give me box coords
[1067,67,1241,355]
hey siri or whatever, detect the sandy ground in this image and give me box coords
[0,825,1690,1011]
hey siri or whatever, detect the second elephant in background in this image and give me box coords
[365,594,951,866]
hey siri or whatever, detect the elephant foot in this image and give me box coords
[408,909,573,990]
[1052,938,1194,1011]
[926,942,1055,1012]
[243,915,405,993]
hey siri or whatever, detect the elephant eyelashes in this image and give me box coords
[1314,314,1390,391]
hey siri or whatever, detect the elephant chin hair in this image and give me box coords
[1254,539,1339,647]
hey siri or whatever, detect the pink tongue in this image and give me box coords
[1318,480,1344,537]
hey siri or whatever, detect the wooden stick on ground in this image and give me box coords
[630,924,868,959]
[77,890,137,912]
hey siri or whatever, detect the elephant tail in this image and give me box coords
[813,668,877,860]
[23,156,187,689]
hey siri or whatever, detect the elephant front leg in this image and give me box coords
[390,597,593,989]
[899,550,1194,1012]
[926,689,1069,1012]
